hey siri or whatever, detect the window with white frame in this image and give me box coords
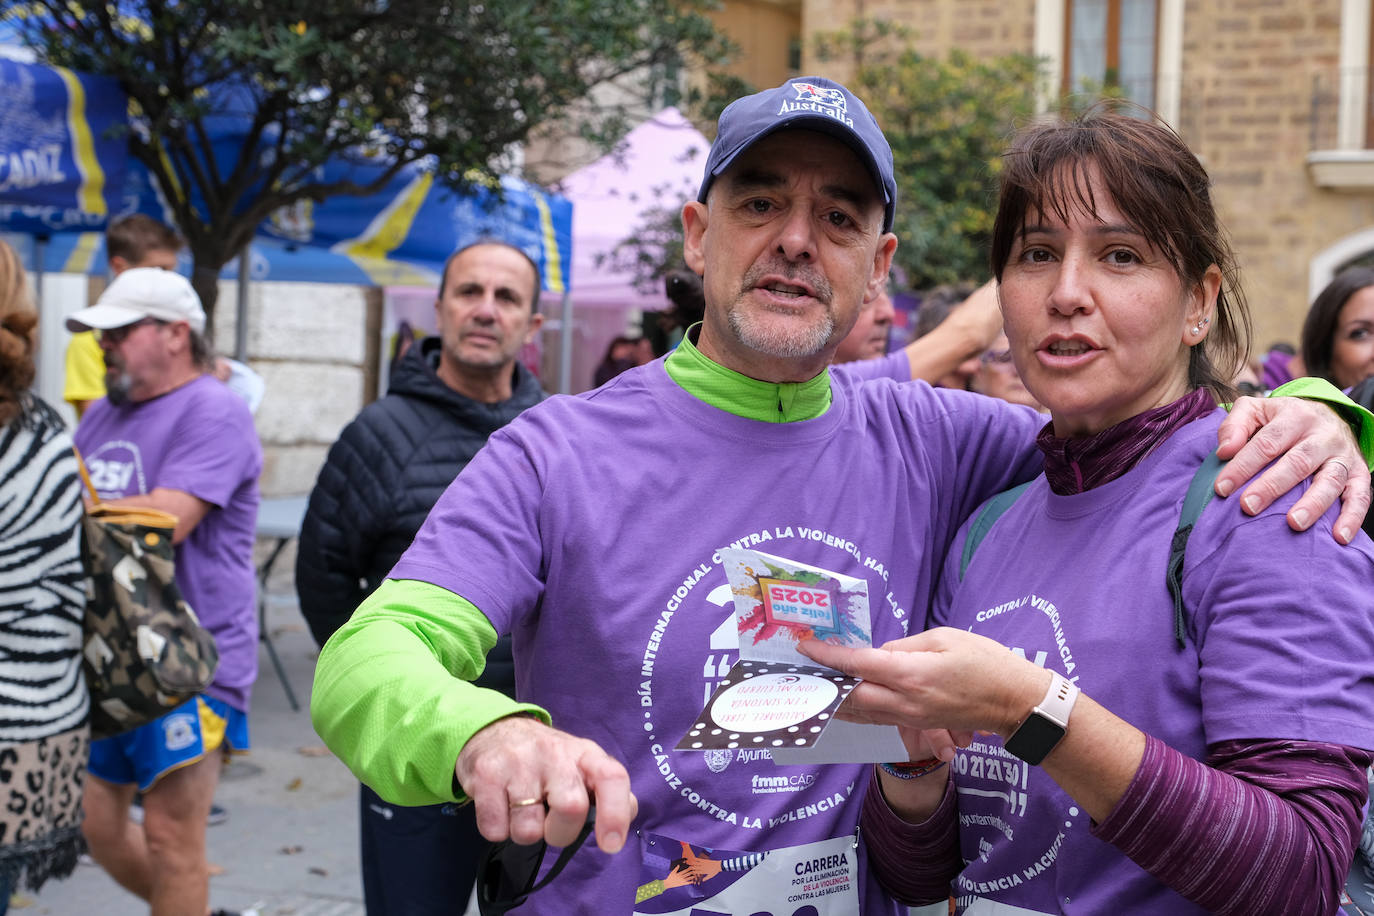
[1065,0,1158,109]
[1035,0,1181,124]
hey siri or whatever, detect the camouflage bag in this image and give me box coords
[74,450,219,741]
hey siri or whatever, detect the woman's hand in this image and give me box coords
[805,630,1149,822]
[894,724,972,765]
[820,675,970,764]
[800,628,1048,740]
[803,629,1048,826]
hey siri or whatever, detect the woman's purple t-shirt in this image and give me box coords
[933,412,1374,914]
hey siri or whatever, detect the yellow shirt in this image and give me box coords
[63,332,106,407]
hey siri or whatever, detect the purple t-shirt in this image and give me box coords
[1261,349,1296,390]
[933,411,1374,915]
[76,374,263,712]
[391,361,1044,915]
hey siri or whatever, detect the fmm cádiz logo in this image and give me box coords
[780,82,856,128]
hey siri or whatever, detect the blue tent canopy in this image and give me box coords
[0,58,573,293]
[0,57,128,235]
[19,158,573,293]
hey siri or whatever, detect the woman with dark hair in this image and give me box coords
[0,240,88,913]
[592,335,651,387]
[1303,267,1374,391]
[1303,271,1374,543]
[806,107,1374,914]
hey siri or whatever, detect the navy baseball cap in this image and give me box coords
[698,76,897,232]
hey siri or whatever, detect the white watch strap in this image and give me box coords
[1036,671,1079,729]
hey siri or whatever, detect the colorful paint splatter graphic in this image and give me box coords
[732,559,869,650]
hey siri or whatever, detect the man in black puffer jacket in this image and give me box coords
[296,240,545,916]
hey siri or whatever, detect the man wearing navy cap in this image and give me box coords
[311,77,1368,914]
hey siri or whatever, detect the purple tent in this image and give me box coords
[557,108,708,391]
[562,107,709,312]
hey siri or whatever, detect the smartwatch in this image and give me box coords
[1004,671,1079,765]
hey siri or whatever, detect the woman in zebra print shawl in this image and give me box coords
[0,239,88,911]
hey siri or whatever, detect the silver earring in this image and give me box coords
[1192,317,1210,335]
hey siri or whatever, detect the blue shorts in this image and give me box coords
[88,695,250,792]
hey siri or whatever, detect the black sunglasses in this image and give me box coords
[98,317,166,344]
[476,806,596,915]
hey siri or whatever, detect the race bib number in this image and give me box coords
[633,831,858,916]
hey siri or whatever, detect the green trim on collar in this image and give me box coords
[663,327,832,423]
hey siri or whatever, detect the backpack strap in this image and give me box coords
[1165,451,1227,648]
[959,481,1034,580]
[72,445,101,506]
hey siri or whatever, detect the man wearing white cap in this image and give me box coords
[68,267,262,916]
[311,76,1371,915]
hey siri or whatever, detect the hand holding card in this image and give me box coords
[675,549,907,764]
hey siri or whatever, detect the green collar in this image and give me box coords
[663,327,832,423]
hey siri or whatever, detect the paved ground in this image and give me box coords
[20,543,368,916]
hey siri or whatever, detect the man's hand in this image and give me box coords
[941,279,1003,348]
[904,280,1001,385]
[1216,396,1371,544]
[455,715,637,854]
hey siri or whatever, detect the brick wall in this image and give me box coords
[1176,0,1374,349]
[801,0,1035,77]
[794,0,1374,353]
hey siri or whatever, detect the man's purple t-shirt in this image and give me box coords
[76,374,263,712]
[933,412,1374,915]
[391,361,1044,915]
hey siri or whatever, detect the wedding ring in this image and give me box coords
[509,797,543,808]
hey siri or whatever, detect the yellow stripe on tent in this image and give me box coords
[61,231,103,273]
[533,192,564,293]
[346,255,438,288]
[54,67,107,216]
[333,171,433,286]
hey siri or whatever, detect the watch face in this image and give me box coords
[1004,713,1066,766]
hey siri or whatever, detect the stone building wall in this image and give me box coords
[1175,0,1374,349]
[800,0,1035,78]
[707,0,802,91]
[796,0,1374,353]
[214,280,372,498]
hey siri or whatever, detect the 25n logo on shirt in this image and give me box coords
[88,458,137,495]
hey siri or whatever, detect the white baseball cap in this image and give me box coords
[66,268,206,335]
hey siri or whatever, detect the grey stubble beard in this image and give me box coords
[725,261,836,358]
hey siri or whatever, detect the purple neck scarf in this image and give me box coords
[1038,388,1218,494]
